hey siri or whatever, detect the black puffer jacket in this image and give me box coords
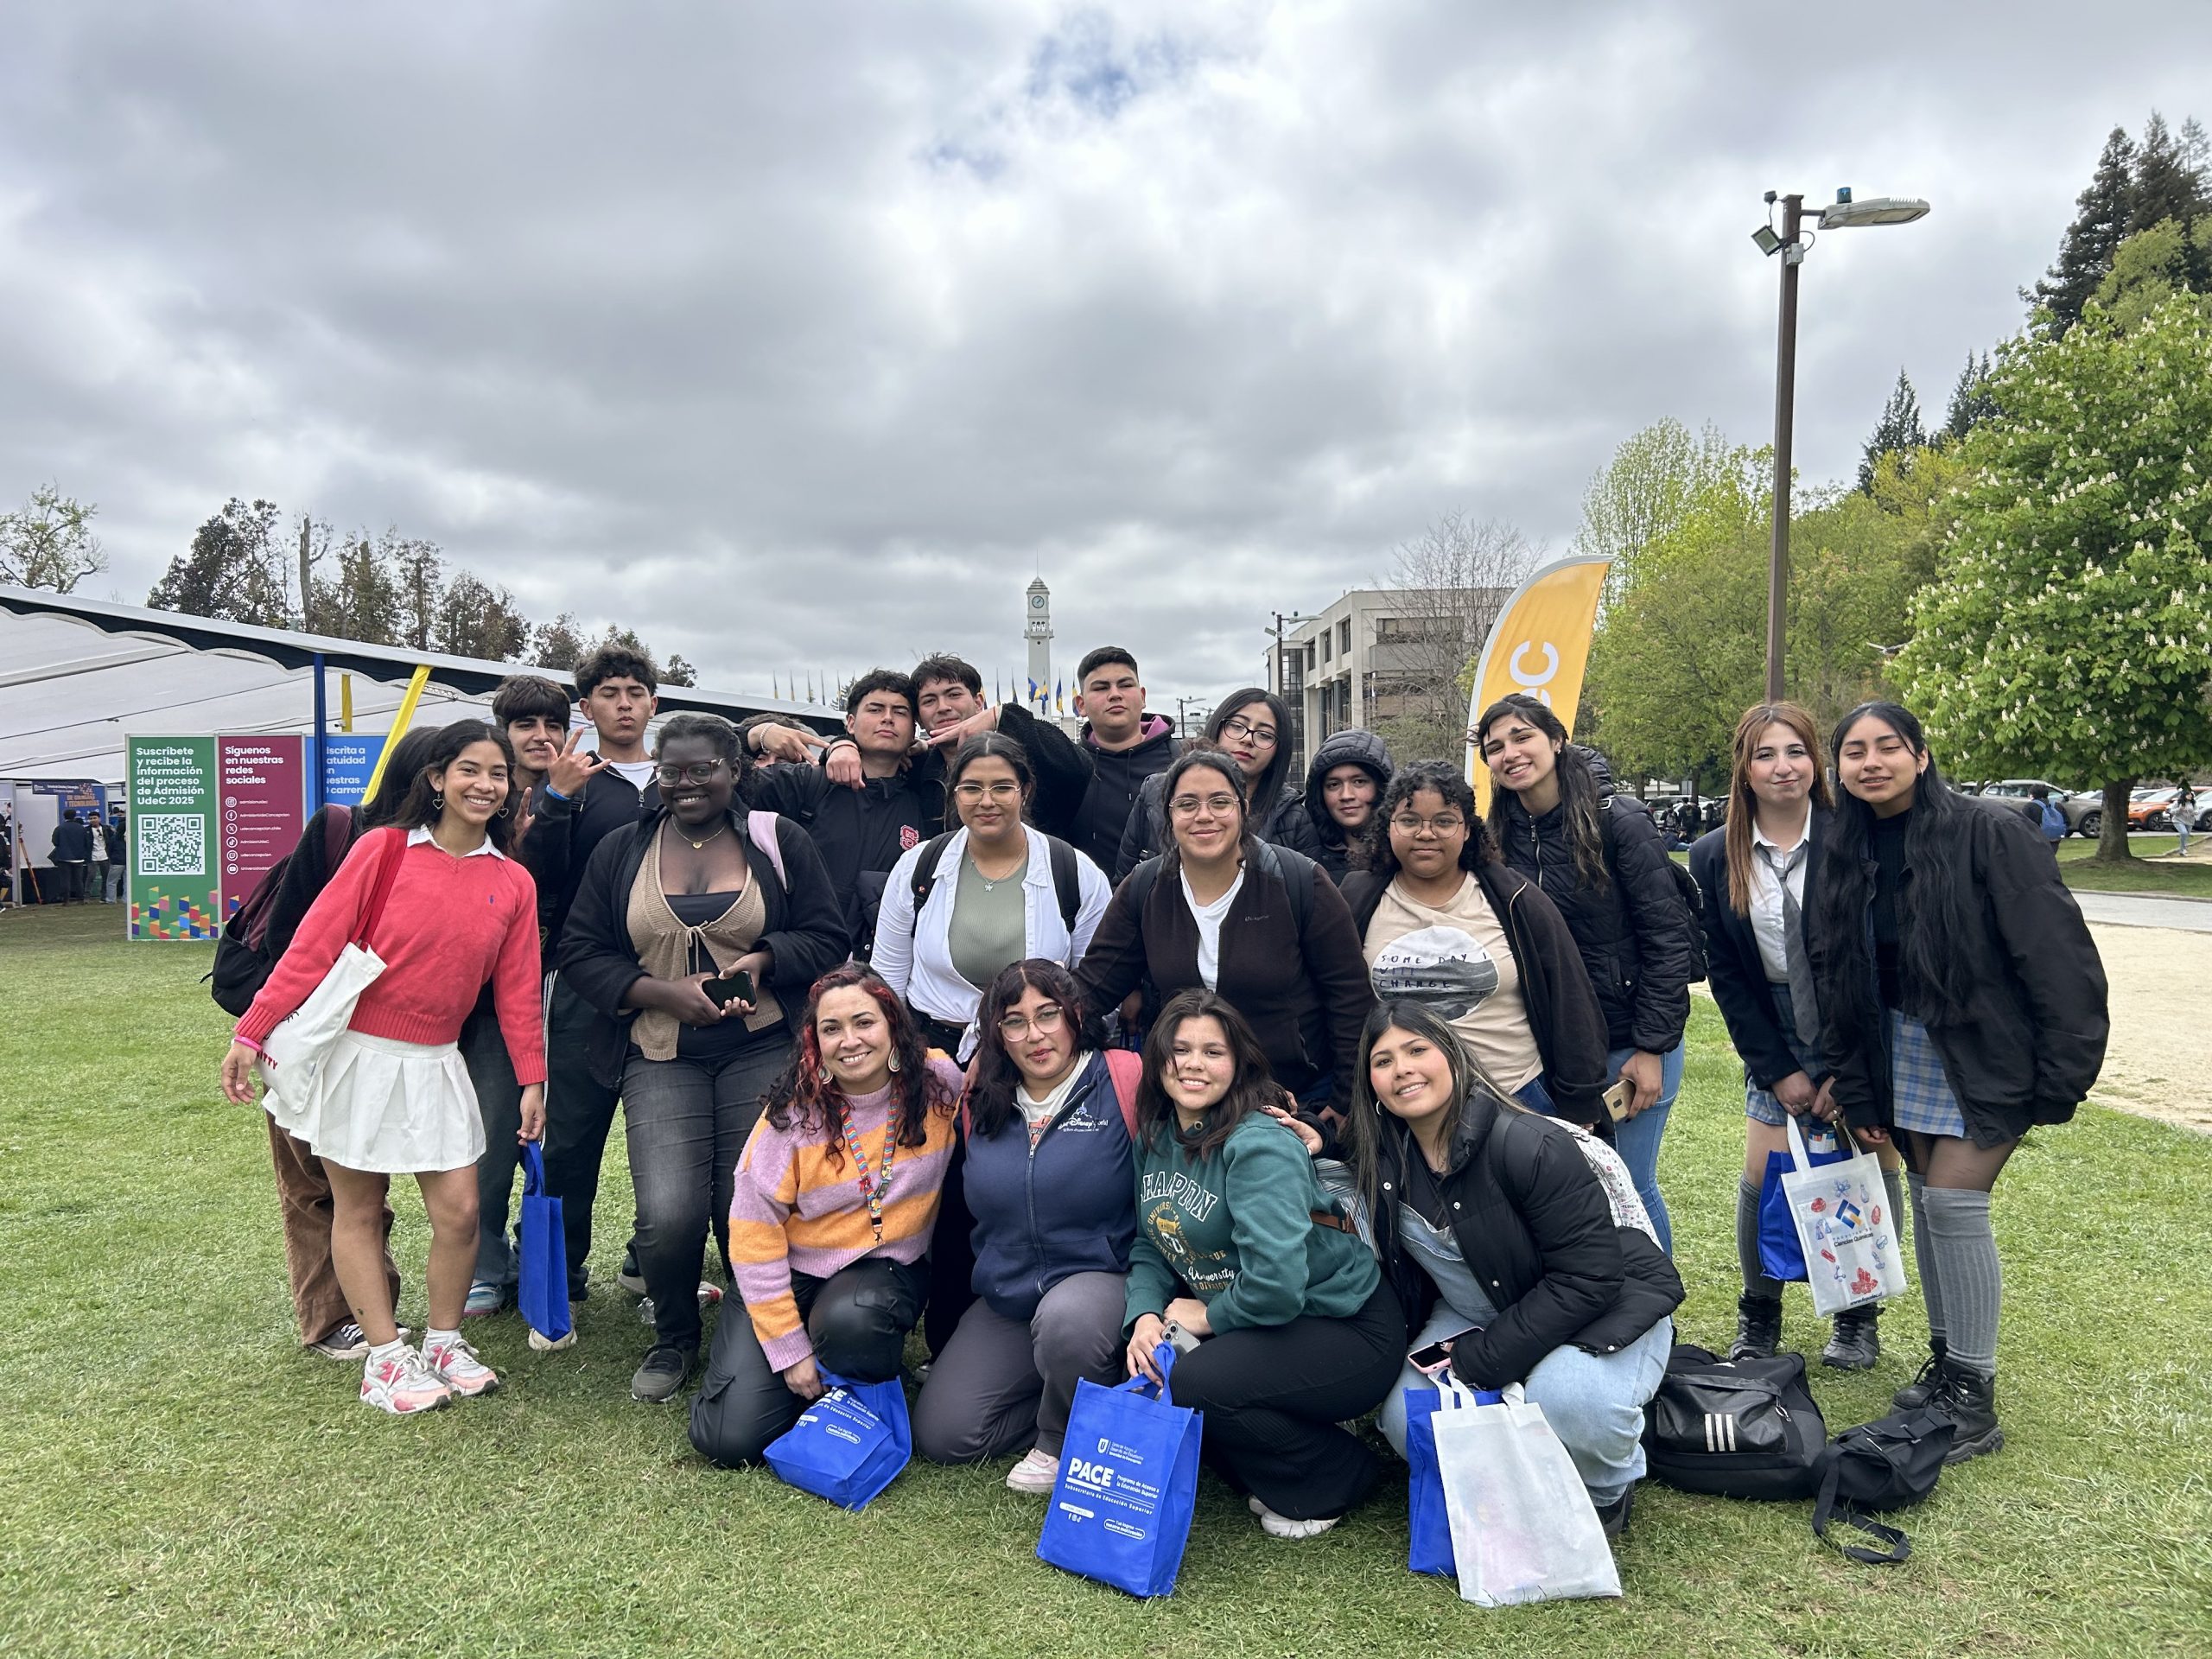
[1300,728,1394,884]
[1368,1086,1683,1390]
[1114,772,1308,882]
[1496,792,1694,1055]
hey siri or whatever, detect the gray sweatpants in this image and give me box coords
[911,1271,1127,1461]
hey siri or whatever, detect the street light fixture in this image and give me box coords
[1752,187,1931,699]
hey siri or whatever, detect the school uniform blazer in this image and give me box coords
[1689,808,1832,1094]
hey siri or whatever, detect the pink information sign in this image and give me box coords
[216,735,309,918]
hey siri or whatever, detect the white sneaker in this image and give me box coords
[422,1333,501,1398]
[1006,1448,1060,1494]
[360,1345,451,1414]
[1249,1495,1340,1540]
[638,1282,723,1325]
[528,1313,578,1352]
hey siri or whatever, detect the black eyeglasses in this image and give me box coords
[653,760,727,785]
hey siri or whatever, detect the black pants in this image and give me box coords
[1166,1281,1404,1521]
[540,975,622,1299]
[689,1257,926,1468]
[461,1006,524,1288]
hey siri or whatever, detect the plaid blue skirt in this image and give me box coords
[1888,1009,1967,1137]
[1744,982,1822,1127]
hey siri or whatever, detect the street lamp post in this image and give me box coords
[1753,188,1930,700]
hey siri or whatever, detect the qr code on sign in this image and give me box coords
[137,814,207,876]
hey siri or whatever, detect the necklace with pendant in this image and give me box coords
[675,820,728,852]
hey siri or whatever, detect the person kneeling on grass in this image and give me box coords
[690,967,963,1466]
[1122,990,1402,1541]
[1342,1000,1681,1540]
[912,960,1135,1493]
[220,720,546,1415]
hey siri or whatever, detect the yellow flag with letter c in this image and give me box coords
[1464,555,1611,813]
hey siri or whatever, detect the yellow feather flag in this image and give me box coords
[1464,555,1611,813]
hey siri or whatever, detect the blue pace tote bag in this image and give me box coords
[515,1141,570,1343]
[1037,1344,1203,1599]
[1757,1123,1850,1282]
[763,1374,912,1510]
[1405,1375,1505,1577]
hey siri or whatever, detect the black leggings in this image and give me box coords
[1164,1281,1404,1521]
[688,1257,926,1468]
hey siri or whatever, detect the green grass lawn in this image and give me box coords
[2056,837,2212,899]
[3,905,2208,1657]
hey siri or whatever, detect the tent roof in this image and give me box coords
[0,586,838,785]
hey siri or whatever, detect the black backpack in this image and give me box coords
[909,830,1084,935]
[1120,837,1316,938]
[1810,1408,1954,1565]
[209,806,352,1017]
[1600,795,1708,982]
[1643,1343,1827,1501]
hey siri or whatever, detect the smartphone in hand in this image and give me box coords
[1602,1077,1634,1122]
[702,969,756,1007]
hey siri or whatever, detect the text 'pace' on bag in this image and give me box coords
[1432,1379,1621,1606]
[1779,1116,1907,1317]
[762,1373,912,1511]
[1038,1344,1202,1599]
[1812,1408,1954,1566]
[1643,1344,1827,1502]
[1756,1120,1849,1282]
[516,1141,569,1344]
[1403,1376,1504,1578]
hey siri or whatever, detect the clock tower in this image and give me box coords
[1024,576,1053,711]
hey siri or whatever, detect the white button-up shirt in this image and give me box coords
[1748,812,1810,984]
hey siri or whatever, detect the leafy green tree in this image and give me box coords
[530,613,587,671]
[2093,216,2212,330]
[1942,353,1999,441]
[311,534,404,645]
[1897,295,2212,860]
[1858,369,1928,492]
[2030,126,2135,334]
[149,498,290,626]
[663,653,699,687]
[0,485,105,592]
[431,570,531,660]
[1573,418,1732,600]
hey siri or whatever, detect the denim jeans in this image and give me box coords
[1605,1041,1684,1255]
[1379,1303,1675,1506]
[621,1035,791,1351]
[461,1003,525,1288]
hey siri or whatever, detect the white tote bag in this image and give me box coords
[1782,1116,1908,1317]
[1433,1379,1622,1606]
[257,830,408,1114]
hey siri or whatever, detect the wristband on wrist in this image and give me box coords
[234,1034,264,1056]
[544,785,570,803]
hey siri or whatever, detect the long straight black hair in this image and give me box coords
[386,720,522,854]
[1811,701,1978,1027]
[1477,693,1610,891]
[1205,688,1296,819]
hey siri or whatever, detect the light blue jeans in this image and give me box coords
[1606,1041,1684,1255]
[1379,1303,1675,1506]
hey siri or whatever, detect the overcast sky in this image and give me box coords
[4,3,2208,706]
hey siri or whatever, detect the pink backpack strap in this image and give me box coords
[1103,1048,1142,1140]
[747,811,787,887]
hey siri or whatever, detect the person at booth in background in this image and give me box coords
[1295,728,1395,886]
[102,810,127,902]
[49,809,92,904]
[912,960,1135,1493]
[1691,702,1904,1371]
[1809,701,2107,1463]
[1477,694,1695,1254]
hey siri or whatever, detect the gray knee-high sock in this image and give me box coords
[1920,1187,1999,1376]
[1908,1173,1946,1349]
[1737,1179,1783,1300]
[1880,1167,1906,1318]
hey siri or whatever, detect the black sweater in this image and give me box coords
[1495,793,1694,1055]
[555,807,851,1090]
[1069,718,1181,874]
[743,758,943,951]
[521,767,654,957]
[1339,861,1611,1127]
[1690,808,1832,1093]
[1808,798,2109,1146]
[1366,1088,1683,1391]
[1074,841,1375,1109]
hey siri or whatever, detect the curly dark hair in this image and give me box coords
[1134,988,1280,1162]
[968,959,1109,1139]
[1357,760,1499,876]
[655,710,751,791]
[764,966,958,1164]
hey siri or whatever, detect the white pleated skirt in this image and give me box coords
[264,1029,486,1174]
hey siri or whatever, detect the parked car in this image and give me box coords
[1975,779,2100,836]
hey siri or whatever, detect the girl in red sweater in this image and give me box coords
[222,721,547,1414]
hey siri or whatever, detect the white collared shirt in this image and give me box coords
[407,824,506,859]
[1747,812,1808,983]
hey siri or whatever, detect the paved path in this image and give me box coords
[2071,890,2212,932]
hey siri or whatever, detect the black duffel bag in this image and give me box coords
[1810,1408,1954,1564]
[1643,1343,1826,1500]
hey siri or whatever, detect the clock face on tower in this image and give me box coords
[1030,594,1046,611]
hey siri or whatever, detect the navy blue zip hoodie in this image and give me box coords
[962,1050,1136,1320]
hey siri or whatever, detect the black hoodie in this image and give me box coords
[1299,728,1394,884]
[1071,715,1181,874]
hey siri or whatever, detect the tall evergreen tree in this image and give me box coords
[431,570,531,660]
[2030,126,2135,333]
[313,534,404,645]
[1942,352,1999,441]
[2127,111,2205,233]
[530,613,587,671]
[1858,368,1927,493]
[149,499,289,626]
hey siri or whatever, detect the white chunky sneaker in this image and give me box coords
[422,1333,501,1398]
[360,1346,451,1415]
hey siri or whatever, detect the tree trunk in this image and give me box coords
[2097,778,2135,861]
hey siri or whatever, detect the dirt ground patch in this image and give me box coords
[2085,922,2212,1133]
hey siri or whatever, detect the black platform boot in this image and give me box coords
[1927,1360,2003,1462]
[1727,1293,1783,1362]
[1892,1338,1948,1410]
[1821,1303,1882,1370]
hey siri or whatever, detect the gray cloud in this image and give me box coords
[4,1,2210,707]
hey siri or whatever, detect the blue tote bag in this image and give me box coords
[763,1374,912,1510]
[1038,1345,1202,1599]
[516,1141,570,1343]
[1758,1125,1849,1281]
[1405,1376,1504,1577]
